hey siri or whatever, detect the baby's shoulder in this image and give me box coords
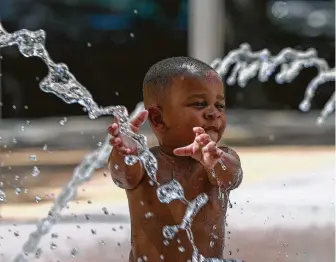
[219,145,240,161]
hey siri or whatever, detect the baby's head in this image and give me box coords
[143,57,226,152]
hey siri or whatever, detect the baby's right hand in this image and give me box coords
[107,110,148,155]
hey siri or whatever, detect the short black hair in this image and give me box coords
[143,56,218,107]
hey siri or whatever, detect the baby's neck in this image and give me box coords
[158,145,175,157]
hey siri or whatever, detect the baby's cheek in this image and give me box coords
[188,113,204,126]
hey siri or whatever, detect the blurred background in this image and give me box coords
[0,0,335,262]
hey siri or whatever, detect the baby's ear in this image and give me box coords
[148,106,165,129]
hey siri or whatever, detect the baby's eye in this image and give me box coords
[216,103,226,111]
[191,101,207,108]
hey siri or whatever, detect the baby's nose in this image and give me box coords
[204,109,220,119]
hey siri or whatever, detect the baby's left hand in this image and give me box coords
[173,127,224,169]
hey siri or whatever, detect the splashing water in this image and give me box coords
[0,23,334,262]
[211,43,335,125]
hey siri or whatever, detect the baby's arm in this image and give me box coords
[108,149,144,190]
[207,146,243,190]
[172,127,243,190]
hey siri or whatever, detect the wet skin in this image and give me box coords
[108,73,242,261]
[125,146,230,261]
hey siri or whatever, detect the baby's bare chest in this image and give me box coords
[132,171,227,224]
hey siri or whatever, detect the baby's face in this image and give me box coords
[160,73,226,148]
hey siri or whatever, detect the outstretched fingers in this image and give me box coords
[130,110,148,133]
[107,115,120,136]
[193,127,205,135]
[173,143,194,156]
[109,136,132,155]
[108,110,148,137]
[195,134,211,146]
[203,142,223,159]
[108,123,119,136]
[174,129,212,157]
[108,111,148,155]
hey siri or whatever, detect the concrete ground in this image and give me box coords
[0,146,335,262]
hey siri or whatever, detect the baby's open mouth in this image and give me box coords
[204,126,219,133]
[203,126,220,141]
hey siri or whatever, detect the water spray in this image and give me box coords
[0,23,334,262]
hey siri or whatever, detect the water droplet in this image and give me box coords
[32,166,40,177]
[124,155,138,166]
[21,126,25,131]
[59,117,67,125]
[24,105,29,110]
[87,42,92,47]
[271,1,289,18]
[130,33,135,38]
[97,141,102,147]
[35,248,42,259]
[102,207,109,215]
[160,254,164,260]
[316,117,324,126]
[91,229,96,235]
[134,9,138,14]
[100,240,106,245]
[0,190,5,202]
[12,138,17,144]
[115,92,119,96]
[87,200,92,204]
[12,105,16,109]
[35,195,42,203]
[210,241,215,248]
[51,233,58,238]
[145,212,153,219]
[71,248,78,257]
[15,188,21,195]
[299,100,310,112]
[29,155,37,161]
[14,231,20,237]
[42,144,48,151]
[163,225,179,240]
[178,246,185,252]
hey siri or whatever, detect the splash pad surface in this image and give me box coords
[0,146,334,262]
